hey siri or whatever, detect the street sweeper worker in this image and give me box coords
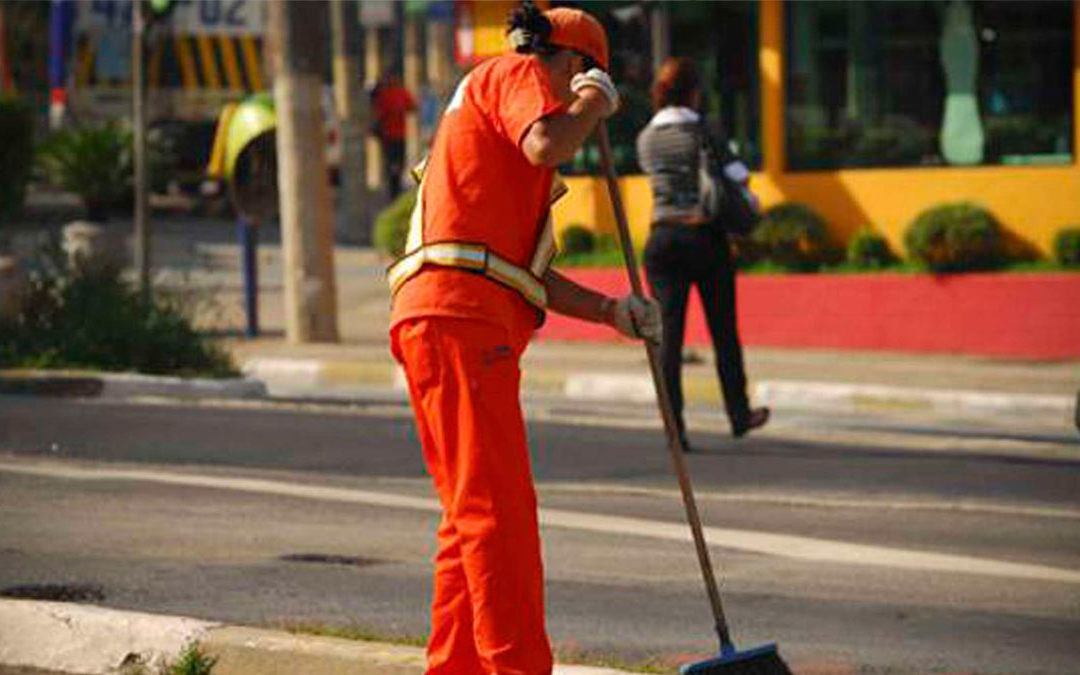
[387,2,661,673]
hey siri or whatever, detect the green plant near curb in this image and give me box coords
[554,232,624,267]
[749,202,831,271]
[119,643,217,675]
[558,224,596,256]
[846,226,897,269]
[1053,227,1080,267]
[904,202,1005,272]
[163,644,217,675]
[35,122,174,221]
[0,240,236,377]
[36,122,133,220]
[0,96,34,225]
[373,188,417,258]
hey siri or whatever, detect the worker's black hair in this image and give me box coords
[506,1,558,59]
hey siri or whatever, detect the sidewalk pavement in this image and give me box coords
[0,599,634,675]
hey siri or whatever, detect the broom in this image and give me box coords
[594,123,793,675]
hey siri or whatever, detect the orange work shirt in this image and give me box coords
[390,54,566,340]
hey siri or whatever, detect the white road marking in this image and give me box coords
[3,460,1079,585]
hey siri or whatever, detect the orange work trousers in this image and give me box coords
[392,316,552,675]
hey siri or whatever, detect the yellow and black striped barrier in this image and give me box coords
[74,33,263,92]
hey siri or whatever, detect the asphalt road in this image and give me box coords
[1,396,1078,674]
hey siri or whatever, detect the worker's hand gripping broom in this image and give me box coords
[595,124,791,675]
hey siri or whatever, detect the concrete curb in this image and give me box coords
[0,600,635,675]
[0,599,218,674]
[754,379,1075,418]
[241,357,399,398]
[0,371,267,400]
[244,355,1076,422]
[5,357,1073,425]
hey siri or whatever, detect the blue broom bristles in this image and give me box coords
[679,642,792,675]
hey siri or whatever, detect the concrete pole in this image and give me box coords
[132,0,150,296]
[330,0,370,245]
[403,12,422,169]
[364,26,383,191]
[268,0,339,343]
[426,19,455,97]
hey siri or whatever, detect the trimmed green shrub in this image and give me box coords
[0,97,34,223]
[1053,227,1080,267]
[558,224,596,256]
[749,202,830,271]
[0,241,235,377]
[904,202,1004,272]
[846,226,897,269]
[37,123,132,220]
[36,122,174,220]
[373,188,418,258]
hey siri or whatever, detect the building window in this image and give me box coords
[670,1,760,169]
[557,0,760,174]
[785,0,1074,171]
[557,0,653,175]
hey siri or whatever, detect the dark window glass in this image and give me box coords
[557,0,653,175]
[785,0,1073,170]
[670,0,761,169]
[557,0,760,174]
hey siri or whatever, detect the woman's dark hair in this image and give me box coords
[506,0,599,68]
[507,1,557,58]
[651,57,701,111]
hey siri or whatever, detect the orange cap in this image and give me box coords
[544,7,609,71]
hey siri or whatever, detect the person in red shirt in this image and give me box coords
[387,3,661,673]
[372,72,417,198]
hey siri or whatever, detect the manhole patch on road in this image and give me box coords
[278,553,383,567]
[0,582,106,602]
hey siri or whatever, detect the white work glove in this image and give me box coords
[611,294,662,344]
[571,68,620,117]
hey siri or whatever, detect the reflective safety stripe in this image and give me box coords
[387,242,548,309]
[388,157,565,311]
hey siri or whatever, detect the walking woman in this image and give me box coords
[636,57,769,452]
[388,3,660,672]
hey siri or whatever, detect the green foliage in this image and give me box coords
[558,224,596,256]
[36,122,174,220]
[554,233,625,267]
[0,240,235,377]
[1053,227,1080,267]
[0,97,35,224]
[846,226,897,269]
[118,643,217,675]
[748,202,831,271]
[36,123,132,219]
[163,644,217,675]
[904,202,1004,272]
[373,188,417,258]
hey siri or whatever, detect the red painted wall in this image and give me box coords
[537,271,1080,359]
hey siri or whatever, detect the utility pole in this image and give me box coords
[268,0,339,343]
[363,22,382,192]
[403,9,422,170]
[330,0,369,245]
[132,0,150,296]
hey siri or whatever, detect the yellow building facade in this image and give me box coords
[539,0,1080,258]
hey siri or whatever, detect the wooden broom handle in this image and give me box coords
[594,124,734,647]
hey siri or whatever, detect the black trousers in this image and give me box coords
[643,224,751,438]
[382,138,406,199]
